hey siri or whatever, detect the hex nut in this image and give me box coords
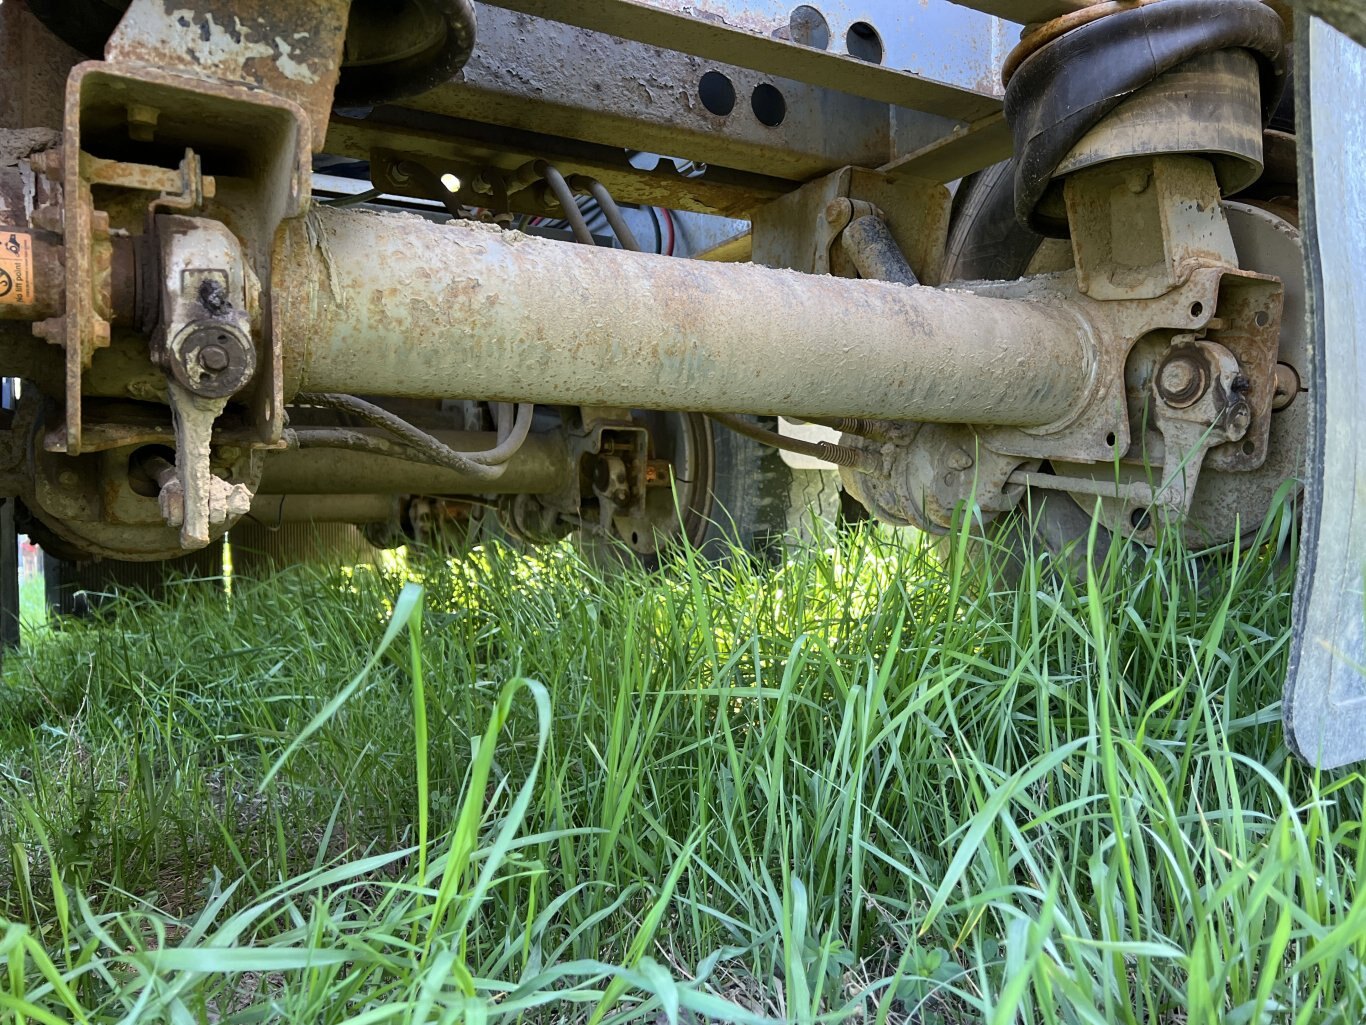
[1156,354,1207,408]
[199,344,229,372]
[946,448,974,471]
[169,322,256,399]
[1224,400,1252,441]
[1272,363,1301,411]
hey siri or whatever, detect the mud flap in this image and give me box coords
[1283,16,1366,768]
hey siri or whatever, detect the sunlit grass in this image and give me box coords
[0,504,1362,1023]
[17,575,44,630]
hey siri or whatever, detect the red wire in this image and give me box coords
[661,207,675,256]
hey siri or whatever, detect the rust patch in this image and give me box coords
[105,0,347,152]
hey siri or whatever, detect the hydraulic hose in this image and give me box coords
[706,413,877,472]
[292,393,510,481]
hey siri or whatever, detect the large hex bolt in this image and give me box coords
[1271,363,1300,411]
[1156,352,1208,409]
[168,321,256,399]
[1222,398,1253,441]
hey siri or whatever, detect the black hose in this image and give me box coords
[1004,0,1286,236]
[292,394,509,481]
[286,423,537,473]
[584,179,643,252]
[538,164,595,246]
[333,0,478,107]
[321,187,384,208]
[467,403,534,466]
[289,428,425,460]
[706,413,876,473]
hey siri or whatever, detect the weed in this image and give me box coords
[0,510,1360,1023]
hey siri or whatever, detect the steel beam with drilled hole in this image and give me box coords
[479,0,1006,118]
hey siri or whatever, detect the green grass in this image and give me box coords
[0,507,1362,1023]
[18,574,45,629]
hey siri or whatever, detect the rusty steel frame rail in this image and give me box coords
[333,1,1008,212]
[480,0,1005,120]
[409,5,905,184]
[949,0,1092,22]
[551,0,1016,98]
[275,208,1095,427]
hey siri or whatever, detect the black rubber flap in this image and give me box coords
[1004,0,1288,237]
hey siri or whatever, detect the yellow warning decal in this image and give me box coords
[0,230,34,305]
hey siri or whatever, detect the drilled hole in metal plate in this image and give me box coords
[846,21,884,63]
[789,5,830,49]
[1254,310,1270,327]
[1190,301,1204,318]
[699,70,737,116]
[751,83,787,127]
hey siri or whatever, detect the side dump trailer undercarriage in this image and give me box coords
[0,0,1362,765]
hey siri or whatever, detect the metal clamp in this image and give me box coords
[153,216,259,548]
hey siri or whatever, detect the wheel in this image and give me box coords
[943,155,1306,583]
[0,498,19,648]
[785,464,847,542]
[705,415,844,558]
[579,412,843,567]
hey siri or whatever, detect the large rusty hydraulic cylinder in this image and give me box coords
[259,429,571,494]
[248,493,395,524]
[275,207,1096,428]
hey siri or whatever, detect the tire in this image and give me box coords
[944,161,1044,284]
[784,467,846,543]
[702,415,826,559]
[0,498,19,649]
[580,414,845,569]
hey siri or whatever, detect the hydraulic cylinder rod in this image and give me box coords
[275,207,1097,427]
